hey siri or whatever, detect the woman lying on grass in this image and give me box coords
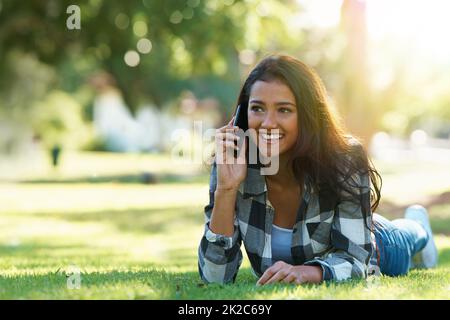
[198,54,438,285]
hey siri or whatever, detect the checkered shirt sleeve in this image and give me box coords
[198,162,243,284]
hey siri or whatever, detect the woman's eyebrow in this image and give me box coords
[249,99,295,106]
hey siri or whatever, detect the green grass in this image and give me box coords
[0,152,450,299]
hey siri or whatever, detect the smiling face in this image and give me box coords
[247,80,299,159]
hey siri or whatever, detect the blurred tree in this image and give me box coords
[31,90,93,150]
[0,0,306,114]
[0,50,56,152]
[0,0,316,154]
[335,0,375,146]
[2,0,450,151]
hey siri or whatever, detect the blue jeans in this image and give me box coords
[373,207,429,276]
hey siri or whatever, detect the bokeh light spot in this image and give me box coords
[137,38,152,54]
[170,11,183,24]
[124,50,140,67]
[115,13,129,30]
[239,49,256,65]
[133,21,148,37]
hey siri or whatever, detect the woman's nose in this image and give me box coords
[261,111,278,129]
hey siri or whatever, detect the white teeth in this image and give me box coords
[261,133,283,140]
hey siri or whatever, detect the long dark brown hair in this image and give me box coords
[235,54,382,226]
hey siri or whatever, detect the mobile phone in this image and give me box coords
[232,103,248,158]
[233,103,248,131]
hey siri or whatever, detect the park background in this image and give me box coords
[0,0,449,299]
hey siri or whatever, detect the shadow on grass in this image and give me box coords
[0,243,126,265]
[8,205,204,235]
[18,173,208,185]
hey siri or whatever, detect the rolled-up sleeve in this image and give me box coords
[198,162,243,284]
[304,170,373,281]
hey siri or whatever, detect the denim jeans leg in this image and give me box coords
[373,213,429,276]
[390,218,429,257]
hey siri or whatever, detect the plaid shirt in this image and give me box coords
[198,154,376,284]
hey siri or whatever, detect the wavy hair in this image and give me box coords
[235,54,382,226]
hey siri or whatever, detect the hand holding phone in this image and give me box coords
[214,114,247,191]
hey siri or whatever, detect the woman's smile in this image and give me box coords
[259,131,284,145]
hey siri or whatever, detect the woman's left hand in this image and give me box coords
[256,261,323,286]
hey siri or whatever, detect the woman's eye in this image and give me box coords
[250,106,264,112]
[279,108,292,113]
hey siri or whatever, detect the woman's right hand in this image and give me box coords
[215,117,247,192]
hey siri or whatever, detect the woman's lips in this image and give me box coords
[259,133,284,144]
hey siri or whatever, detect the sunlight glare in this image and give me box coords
[367,0,450,62]
[295,0,343,29]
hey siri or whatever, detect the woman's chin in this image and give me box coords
[259,148,281,160]
[248,137,286,161]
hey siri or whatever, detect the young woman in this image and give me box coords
[198,54,438,285]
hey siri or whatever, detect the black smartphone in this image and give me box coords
[233,103,248,131]
[232,103,248,158]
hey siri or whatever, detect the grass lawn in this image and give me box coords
[0,152,449,299]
